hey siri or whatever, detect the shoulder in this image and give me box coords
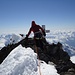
[37,25,41,27]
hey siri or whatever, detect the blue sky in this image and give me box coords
[0,0,75,34]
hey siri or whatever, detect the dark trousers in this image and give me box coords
[35,39,43,50]
[34,32,44,50]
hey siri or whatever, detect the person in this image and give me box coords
[26,21,46,50]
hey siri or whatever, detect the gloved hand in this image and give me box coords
[43,31,46,36]
[25,34,28,40]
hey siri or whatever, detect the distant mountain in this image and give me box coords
[46,31,75,56]
[0,34,22,49]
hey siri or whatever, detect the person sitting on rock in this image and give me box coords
[26,21,46,50]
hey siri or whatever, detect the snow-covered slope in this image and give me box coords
[0,31,75,75]
[0,45,59,75]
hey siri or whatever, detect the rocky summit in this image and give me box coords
[0,37,75,75]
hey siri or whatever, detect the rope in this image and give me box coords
[35,45,42,75]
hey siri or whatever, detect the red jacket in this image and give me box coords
[27,21,45,37]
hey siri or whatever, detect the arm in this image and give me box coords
[38,25,46,36]
[26,27,32,38]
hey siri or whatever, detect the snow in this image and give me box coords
[0,45,38,75]
[0,34,22,49]
[0,45,59,75]
[70,56,75,64]
[46,31,75,56]
[40,61,59,75]
[0,31,75,75]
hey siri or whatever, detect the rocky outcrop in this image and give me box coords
[0,37,75,75]
[21,38,75,75]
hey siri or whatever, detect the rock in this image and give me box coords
[0,37,75,74]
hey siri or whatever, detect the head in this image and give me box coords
[31,21,36,26]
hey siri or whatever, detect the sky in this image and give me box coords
[0,0,75,34]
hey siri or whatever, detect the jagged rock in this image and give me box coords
[0,37,75,74]
[60,68,75,75]
[0,42,20,64]
[21,38,75,74]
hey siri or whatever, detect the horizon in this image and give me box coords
[0,0,75,34]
